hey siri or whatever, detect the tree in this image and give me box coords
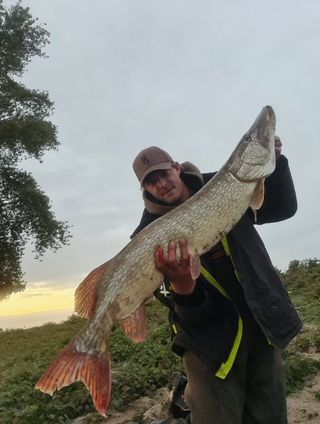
[0,0,71,299]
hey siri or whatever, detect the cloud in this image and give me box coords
[3,0,320,326]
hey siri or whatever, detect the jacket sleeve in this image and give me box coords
[172,284,217,325]
[254,155,298,224]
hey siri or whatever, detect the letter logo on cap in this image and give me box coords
[141,154,150,165]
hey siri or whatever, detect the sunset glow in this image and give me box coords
[0,284,75,329]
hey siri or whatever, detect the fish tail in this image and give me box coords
[35,339,111,416]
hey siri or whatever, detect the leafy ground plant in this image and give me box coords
[0,302,182,423]
[1,259,320,423]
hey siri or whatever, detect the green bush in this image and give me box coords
[0,302,183,423]
[1,259,320,423]
[284,351,320,394]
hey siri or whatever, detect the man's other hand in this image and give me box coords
[275,135,282,160]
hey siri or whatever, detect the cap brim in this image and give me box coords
[140,162,173,184]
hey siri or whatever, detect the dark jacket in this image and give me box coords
[131,155,302,373]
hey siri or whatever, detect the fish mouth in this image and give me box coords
[225,105,276,181]
[264,105,275,121]
[248,105,276,147]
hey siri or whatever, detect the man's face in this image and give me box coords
[143,164,190,205]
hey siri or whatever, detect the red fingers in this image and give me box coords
[154,239,196,295]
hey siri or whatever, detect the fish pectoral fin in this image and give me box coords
[120,304,147,343]
[190,251,201,280]
[35,339,111,417]
[250,178,265,220]
[75,261,109,319]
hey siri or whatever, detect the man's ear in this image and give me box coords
[173,162,182,174]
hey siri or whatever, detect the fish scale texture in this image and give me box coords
[90,170,257,332]
[36,105,276,416]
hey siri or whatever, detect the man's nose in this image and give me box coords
[156,175,169,187]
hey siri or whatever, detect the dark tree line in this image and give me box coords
[0,0,71,299]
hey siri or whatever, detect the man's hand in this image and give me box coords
[275,135,282,160]
[155,239,196,295]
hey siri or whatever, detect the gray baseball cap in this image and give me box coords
[133,146,174,184]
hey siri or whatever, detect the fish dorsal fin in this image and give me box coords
[75,261,109,319]
[250,178,265,222]
[120,304,147,343]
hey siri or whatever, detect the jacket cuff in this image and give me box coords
[172,285,215,324]
[274,155,288,173]
[172,284,206,307]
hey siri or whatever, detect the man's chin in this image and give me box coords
[160,190,174,201]
[162,195,181,205]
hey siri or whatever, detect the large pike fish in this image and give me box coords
[36,105,276,415]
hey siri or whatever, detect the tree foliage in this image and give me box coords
[0,0,71,299]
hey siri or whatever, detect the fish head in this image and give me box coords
[226,105,276,182]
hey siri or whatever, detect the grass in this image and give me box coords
[0,302,182,423]
[0,258,319,423]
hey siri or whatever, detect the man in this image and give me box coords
[131,141,301,424]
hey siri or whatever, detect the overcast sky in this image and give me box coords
[3,0,320,315]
